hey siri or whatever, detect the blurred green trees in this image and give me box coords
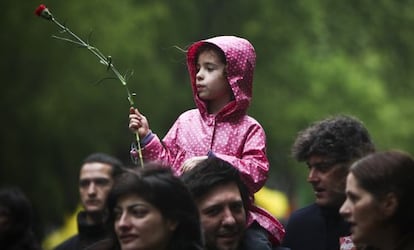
[1,0,414,239]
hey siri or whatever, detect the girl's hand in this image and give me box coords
[129,107,150,139]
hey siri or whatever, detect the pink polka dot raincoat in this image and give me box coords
[142,36,285,244]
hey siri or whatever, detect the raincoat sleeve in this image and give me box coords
[213,123,269,194]
[141,118,183,175]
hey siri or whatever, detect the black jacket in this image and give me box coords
[54,211,111,250]
[0,230,41,250]
[282,203,350,250]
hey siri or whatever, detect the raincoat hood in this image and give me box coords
[187,36,256,118]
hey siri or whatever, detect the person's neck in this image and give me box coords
[85,210,105,225]
[372,225,400,250]
[207,98,232,114]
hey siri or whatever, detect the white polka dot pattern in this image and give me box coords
[142,36,284,243]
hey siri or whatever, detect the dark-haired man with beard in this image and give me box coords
[182,157,288,250]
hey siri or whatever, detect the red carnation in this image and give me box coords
[35,4,53,20]
[34,4,46,15]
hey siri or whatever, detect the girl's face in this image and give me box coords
[339,173,386,246]
[195,49,233,113]
[114,194,177,250]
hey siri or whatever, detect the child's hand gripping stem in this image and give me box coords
[129,107,150,167]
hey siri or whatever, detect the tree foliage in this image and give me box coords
[1,0,414,238]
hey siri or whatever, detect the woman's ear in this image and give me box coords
[381,192,398,217]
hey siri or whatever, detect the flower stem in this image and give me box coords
[51,18,136,106]
[45,13,144,167]
[135,133,144,167]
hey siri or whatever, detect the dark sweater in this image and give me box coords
[54,211,110,250]
[282,203,350,250]
[0,229,41,250]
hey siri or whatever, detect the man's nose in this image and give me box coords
[307,167,320,182]
[221,207,236,226]
[87,182,97,195]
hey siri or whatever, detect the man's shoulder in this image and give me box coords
[284,204,326,232]
[53,234,79,250]
[288,203,320,220]
[282,204,326,249]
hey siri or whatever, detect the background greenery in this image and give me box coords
[1,0,414,240]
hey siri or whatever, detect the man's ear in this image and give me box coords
[381,192,398,217]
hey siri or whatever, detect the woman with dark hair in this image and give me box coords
[0,187,41,250]
[105,165,203,250]
[340,150,414,250]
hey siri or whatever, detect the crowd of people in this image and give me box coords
[2,35,413,250]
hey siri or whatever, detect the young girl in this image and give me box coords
[129,36,285,247]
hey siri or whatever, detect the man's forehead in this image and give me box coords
[307,155,330,163]
[307,155,338,167]
[79,176,111,181]
[80,162,112,178]
[197,182,242,207]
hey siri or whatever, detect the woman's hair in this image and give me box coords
[350,150,414,233]
[107,164,203,250]
[0,187,41,249]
